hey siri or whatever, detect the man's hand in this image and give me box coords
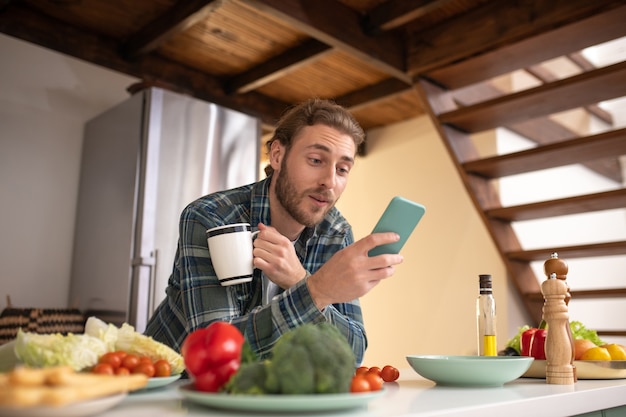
[252,223,307,289]
[306,232,403,310]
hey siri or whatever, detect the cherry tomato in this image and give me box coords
[133,362,156,378]
[355,366,369,375]
[367,366,382,377]
[350,374,371,393]
[113,351,128,361]
[115,366,131,375]
[138,356,153,365]
[381,365,400,382]
[364,372,384,391]
[154,359,172,377]
[122,354,140,371]
[93,363,114,375]
[98,352,122,369]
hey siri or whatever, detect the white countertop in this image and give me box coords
[98,370,626,417]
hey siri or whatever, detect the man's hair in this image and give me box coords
[263,98,365,176]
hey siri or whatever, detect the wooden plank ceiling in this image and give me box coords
[0,1,621,135]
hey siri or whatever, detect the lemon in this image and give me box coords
[580,346,611,361]
[604,344,626,360]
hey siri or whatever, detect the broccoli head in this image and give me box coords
[265,323,356,394]
[222,360,269,394]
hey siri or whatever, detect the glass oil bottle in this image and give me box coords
[477,274,497,356]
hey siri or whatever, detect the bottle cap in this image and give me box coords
[479,274,492,293]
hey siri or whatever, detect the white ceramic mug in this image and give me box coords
[206,223,258,286]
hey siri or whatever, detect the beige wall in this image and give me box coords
[336,116,508,369]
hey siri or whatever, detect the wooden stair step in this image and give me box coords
[506,241,626,262]
[437,61,626,133]
[463,127,626,179]
[485,189,626,222]
[526,288,626,302]
[423,5,626,89]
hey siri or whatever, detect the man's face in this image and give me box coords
[272,124,356,228]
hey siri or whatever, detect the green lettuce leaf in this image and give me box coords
[14,329,107,371]
[570,320,605,346]
[505,325,530,354]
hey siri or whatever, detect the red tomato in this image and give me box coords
[138,356,153,365]
[133,362,156,378]
[98,352,122,369]
[350,374,371,393]
[115,366,131,375]
[154,359,172,377]
[122,354,140,371]
[367,366,382,377]
[93,363,114,375]
[364,372,384,391]
[355,366,369,375]
[381,365,400,382]
[113,351,127,361]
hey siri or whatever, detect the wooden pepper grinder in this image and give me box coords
[542,252,576,384]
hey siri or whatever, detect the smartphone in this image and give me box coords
[368,196,426,256]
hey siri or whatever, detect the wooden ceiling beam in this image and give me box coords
[122,0,223,59]
[439,61,626,132]
[335,78,412,111]
[239,0,410,83]
[226,39,333,94]
[363,0,452,34]
[0,4,287,126]
[414,1,626,85]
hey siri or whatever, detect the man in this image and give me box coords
[145,99,403,365]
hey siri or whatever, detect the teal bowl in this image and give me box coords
[406,355,534,387]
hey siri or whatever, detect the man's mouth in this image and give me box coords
[309,194,331,205]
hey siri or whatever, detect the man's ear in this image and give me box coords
[269,140,283,170]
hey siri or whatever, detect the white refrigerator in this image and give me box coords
[69,87,260,332]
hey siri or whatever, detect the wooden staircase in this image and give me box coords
[414,9,626,339]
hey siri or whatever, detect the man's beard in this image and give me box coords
[274,160,335,228]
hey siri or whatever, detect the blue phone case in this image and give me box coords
[368,196,426,256]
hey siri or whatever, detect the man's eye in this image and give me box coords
[309,158,322,164]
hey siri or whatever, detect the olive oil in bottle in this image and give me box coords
[476,274,497,356]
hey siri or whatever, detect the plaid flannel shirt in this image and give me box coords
[144,176,367,364]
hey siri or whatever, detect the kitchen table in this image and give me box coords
[97,370,626,417]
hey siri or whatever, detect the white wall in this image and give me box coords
[0,34,138,308]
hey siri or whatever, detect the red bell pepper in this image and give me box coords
[521,328,538,357]
[181,321,245,392]
[530,329,547,360]
[520,321,547,360]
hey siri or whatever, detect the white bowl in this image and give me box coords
[406,355,534,387]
